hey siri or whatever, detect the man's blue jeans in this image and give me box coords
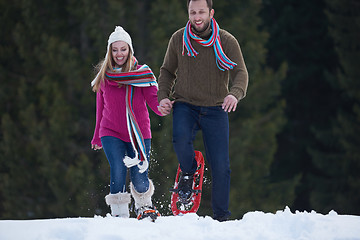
[172,102,231,219]
[101,136,151,194]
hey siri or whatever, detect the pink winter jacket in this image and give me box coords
[91,74,162,148]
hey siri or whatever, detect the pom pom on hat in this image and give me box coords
[107,26,134,54]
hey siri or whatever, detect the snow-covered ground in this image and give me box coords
[0,207,359,240]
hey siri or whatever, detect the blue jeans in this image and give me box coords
[101,136,151,194]
[172,102,231,219]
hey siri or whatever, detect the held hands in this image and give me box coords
[158,98,174,116]
[222,95,238,112]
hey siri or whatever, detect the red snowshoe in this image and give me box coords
[170,150,205,216]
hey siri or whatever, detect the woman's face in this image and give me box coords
[111,41,129,67]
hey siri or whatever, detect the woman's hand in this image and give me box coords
[158,98,174,116]
[91,144,102,150]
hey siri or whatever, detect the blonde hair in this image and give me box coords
[92,43,134,92]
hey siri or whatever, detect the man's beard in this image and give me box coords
[191,19,210,33]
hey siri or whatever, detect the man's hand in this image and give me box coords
[158,98,174,116]
[222,95,238,112]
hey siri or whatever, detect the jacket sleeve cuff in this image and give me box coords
[157,91,170,103]
[91,138,102,148]
[229,88,245,101]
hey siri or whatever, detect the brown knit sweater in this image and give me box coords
[158,23,248,107]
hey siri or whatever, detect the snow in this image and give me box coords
[1,207,359,240]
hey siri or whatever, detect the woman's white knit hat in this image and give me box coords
[107,26,134,54]
[91,26,134,87]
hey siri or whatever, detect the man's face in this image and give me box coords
[188,0,214,32]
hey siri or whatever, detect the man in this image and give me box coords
[157,0,248,221]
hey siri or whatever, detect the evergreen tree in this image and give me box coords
[309,0,360,215]
[0,0,111,219]
[261,0,339,212]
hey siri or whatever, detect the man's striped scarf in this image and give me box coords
[182,18,237,71]
[105,57,157,173]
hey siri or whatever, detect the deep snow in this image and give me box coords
[0,207,359,240]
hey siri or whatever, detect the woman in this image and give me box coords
[91,26,162,220]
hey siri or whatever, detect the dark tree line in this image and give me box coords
[0,0,358,220]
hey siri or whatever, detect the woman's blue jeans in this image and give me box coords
[172,102,231,219]
[101,136,151,194]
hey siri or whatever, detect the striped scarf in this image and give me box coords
[105,57,157,173]
[182,18,237,71]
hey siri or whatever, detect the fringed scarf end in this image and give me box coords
[123,156,140,168]
[123,156,149,173]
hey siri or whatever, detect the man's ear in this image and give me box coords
[210,9,215,18]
